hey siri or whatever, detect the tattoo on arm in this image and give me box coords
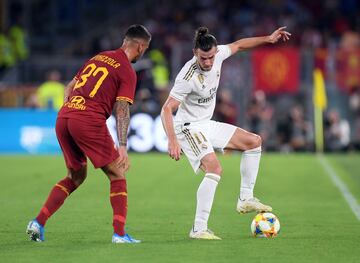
[114,100,130,147]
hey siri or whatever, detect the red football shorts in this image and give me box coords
[56,117,119,170]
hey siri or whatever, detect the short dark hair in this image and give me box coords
[194,26,217,51]
[125,24,151,41]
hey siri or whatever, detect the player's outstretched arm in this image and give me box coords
[161,97,182,161]
[63,79,76,103]
[228,26,291,55]
[114,100,131,171]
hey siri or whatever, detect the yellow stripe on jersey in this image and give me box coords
[116,96,133,104]
[183,63,197,81]
[185,69,196,81]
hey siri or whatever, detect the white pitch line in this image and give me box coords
[317,154,360,221]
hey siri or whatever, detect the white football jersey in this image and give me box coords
[170,45,231,124]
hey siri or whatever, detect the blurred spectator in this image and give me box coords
[133,62,160,115]
[0,23,28,77]
[289,105,312,151]
[353,116,360,151]
[36,70,65,111]
[149,49,170,106]
[339,30,360,51]
[324,109,350,151]
[245,90,274,150]
[301,27,323,49]
[0,30,16,73]
[214,89,238,125]
[277,105,311,152]
[349,86,360,149]
[9,24,28,61]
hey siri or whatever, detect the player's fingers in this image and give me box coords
[173,150,178,160]
[118,156,125,165]
[175,152,180,161]
[169,150,175,159]
[177,149,182,160]
[277,26,287,31]
[118,158,124,166]
[124,162,130,172]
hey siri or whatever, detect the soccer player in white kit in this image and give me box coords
[161,26,291,240]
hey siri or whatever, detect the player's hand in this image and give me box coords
[268,26,291,43]
[118,146,130,172]
[168,139,182,161]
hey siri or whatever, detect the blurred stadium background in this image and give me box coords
[1,1,360,262]
[1,0,360,153]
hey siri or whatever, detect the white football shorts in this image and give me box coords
[174,120,237,174]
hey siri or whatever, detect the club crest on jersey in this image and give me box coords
[198,74,204,84]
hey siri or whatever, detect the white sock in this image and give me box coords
[240,146,261,200]
[193,173,221,232]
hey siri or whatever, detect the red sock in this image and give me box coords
[36,177,77,226]
[110,179,127,236]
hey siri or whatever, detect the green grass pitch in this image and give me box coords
[0,153,359,263]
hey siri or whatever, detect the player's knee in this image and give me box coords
[67,165,87,186]
[205,163,222,175]
[102,165,125,181]
[201,154,222,175]
[72,177,86,186]
[213,165,223,175]
[248,134,262,149]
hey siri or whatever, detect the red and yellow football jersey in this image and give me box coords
[58,49,136,121]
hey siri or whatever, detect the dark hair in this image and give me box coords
[125,24,151,41]
[194,26,217,51]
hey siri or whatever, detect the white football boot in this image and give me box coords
[236,197,272,214]
[189,227,221,240]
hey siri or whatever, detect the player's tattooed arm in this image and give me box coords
[114,100,130,147]
[64,79,76,103]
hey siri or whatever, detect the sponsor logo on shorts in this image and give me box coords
[65,96,87,110]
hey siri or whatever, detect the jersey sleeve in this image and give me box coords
[216,45,232,62]
[116,66,136,104]
[169,77,192,102]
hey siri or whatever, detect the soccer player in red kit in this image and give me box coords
[26,24,151,244]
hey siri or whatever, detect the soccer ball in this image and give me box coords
[251,212,280,238]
